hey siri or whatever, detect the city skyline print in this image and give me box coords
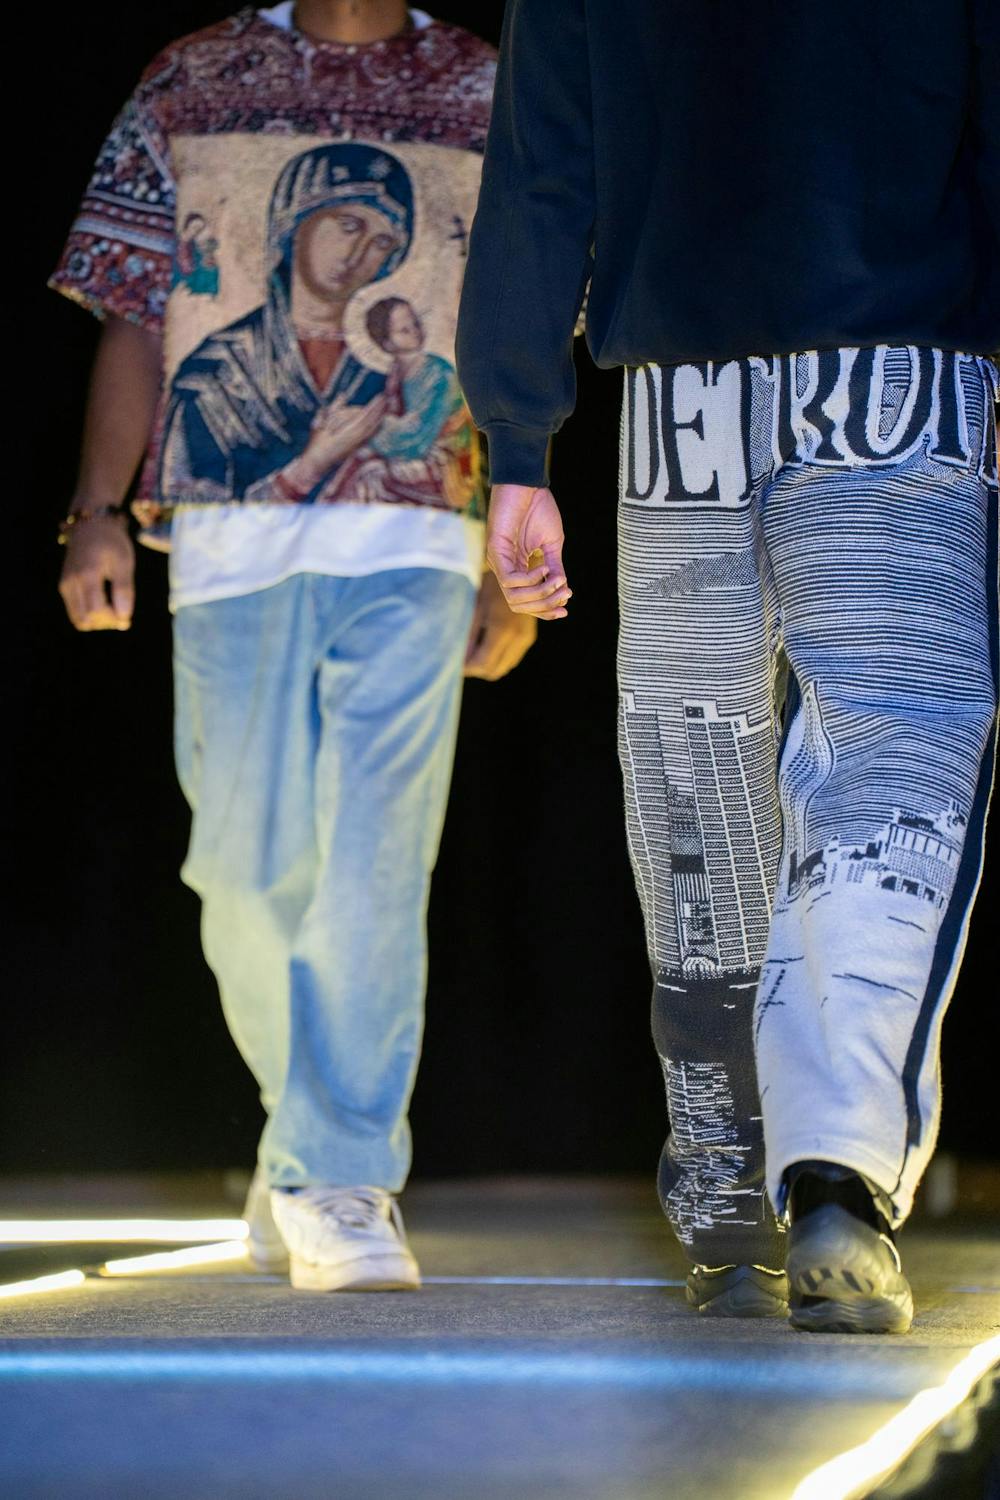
[780,680,967,914]
[618,345,997,1258]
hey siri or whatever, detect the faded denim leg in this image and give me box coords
[173,568,475,1190]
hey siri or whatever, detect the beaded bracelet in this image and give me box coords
[57,506,127,546]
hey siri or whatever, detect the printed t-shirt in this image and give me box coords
[50,4,494,608]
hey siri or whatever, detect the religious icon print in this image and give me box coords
[153,137,484,517]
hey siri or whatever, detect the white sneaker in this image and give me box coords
[270,1185,421,1292]
[242,1166,290,1274]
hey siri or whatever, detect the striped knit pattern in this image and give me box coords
[618,347,998,1264]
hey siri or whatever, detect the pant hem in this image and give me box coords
[766,1137,908,1226]
[264,1157,409,1194]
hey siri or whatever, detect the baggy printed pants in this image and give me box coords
[617,347,998,1268]
[173,568,476,1191]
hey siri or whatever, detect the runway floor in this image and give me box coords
[1,1176,997,1498]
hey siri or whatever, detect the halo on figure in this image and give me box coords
[342,283,407,375]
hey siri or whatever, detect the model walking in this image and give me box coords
[456,0,998,1333]
[54,0,535,1292]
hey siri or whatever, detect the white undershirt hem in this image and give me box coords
[167,502,485,612]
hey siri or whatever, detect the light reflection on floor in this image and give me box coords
[1,1175,997,1500]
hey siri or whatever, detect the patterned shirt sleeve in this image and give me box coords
[49,74,176,332]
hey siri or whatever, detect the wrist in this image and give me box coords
[58,504,128,546]
[279,458,319,497]
[68,483,129,513]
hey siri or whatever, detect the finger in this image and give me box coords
[111,572,135,629]
[505,601,569,621]
[466,643,505,680]
[317,397,347,423]
[77,571,130,632]
[491,563,554,590]
[542,541,566,577]
[504,626,538,671]
[485,538,532,584]
[80,574,112,629]
[482,640,524,681]
[465,618,505,674]
[476,621,539,681]
[463,637,493,678]
[516,598,570,622]
[85,602,125,631]
[110,592,133,629]
[500,571,569,598]
[464,620,486,667]
[59,576,88,631]
[502,582,572,610]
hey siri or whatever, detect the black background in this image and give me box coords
[6,1,996,1181]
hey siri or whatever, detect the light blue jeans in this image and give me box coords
[173,569,476,1190]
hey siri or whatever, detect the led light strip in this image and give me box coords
[101,1240,250,1276]
[423,1275,686,1287]
[0,1240,251,1300]
[0,1218,248,1244]
[790,1333,1000,1500]
[0,1269,89,1300]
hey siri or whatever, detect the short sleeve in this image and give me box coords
[49,87,176,333]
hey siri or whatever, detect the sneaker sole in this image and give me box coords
[686,1267,789,1319]
[787,1205,913,1335]
[289,1252,421,1293]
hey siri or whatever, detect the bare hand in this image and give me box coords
[486,484,571,621]
[58,518,135,631]
[464,568,538,680]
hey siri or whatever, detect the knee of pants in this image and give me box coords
[183,849,313,941]
[778,687,998,810]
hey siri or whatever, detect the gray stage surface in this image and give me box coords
[1,1177,997,1498]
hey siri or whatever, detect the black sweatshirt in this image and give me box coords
[456,0,1000,487]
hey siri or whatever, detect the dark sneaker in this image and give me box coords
[686,1263,789,1318]
[785,1160,913,1335]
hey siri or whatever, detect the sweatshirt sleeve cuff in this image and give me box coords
[482,423,553,488]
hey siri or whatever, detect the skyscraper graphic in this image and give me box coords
[682,699,778,970]
[666,783,720,974]
[790,802,966,907]
[781,680,836,883]
[620,691,676,962]
[879,803,964,899]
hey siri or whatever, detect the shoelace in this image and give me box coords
[301,1185,395,1232]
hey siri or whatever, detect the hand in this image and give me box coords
[464,568,538,680]
[486,484,571,621]
[58,517,135,631]
[289,393,388,488]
